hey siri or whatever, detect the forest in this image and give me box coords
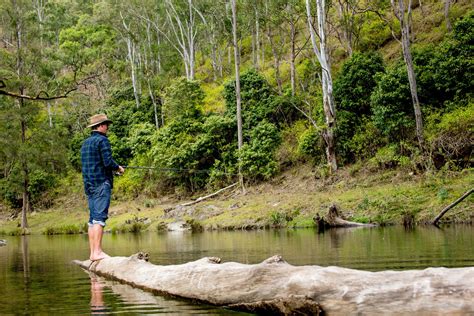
[0,0,472,231]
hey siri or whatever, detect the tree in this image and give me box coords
[305,0,338,172]
[231,0,244,190]
[390,0,424,149]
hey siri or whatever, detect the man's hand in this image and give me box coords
[117,166,125,175]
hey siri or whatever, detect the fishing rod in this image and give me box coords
[123,165,237,175]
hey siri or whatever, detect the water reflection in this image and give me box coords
[1,226,473,314]
[86,270,243,314]
[90,274,109,314]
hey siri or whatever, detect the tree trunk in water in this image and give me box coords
[231,0,245,192]
[74,254,474,315]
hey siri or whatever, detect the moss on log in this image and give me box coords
[73,253,474,315]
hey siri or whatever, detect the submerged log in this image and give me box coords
[73,253,474,315]
[315,204,376,229]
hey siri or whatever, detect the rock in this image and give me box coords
[167,221,191,232]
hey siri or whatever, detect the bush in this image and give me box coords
[334,52,385,162]
[298,127,324,163]
[239,121,281,181]
[426,103,474,168]
[370,63,415,142]
[163,77,204,121]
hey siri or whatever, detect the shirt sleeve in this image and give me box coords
[99,138,120,170]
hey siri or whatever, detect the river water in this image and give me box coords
[1,225,473,314]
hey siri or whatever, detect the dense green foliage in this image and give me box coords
[0,0,472,213]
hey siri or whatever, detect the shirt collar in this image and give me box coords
[92,131,107,137]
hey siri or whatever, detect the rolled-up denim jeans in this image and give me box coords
[87,181,111,227]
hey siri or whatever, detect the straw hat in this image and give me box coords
[87,114,113,128]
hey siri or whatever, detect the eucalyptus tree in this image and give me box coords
[281,0,306,96]
[262,0,288,93]
[230,0,244,190]
[390,0,424,148]
[333,0,367,57]
[0,0,67,229]
[305,0,338,172]
[119,10,141,108]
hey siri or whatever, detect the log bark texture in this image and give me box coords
[74,253,474,315]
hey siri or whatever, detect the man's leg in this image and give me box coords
[88,223,110,261]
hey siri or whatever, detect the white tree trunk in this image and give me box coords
[231,0,244,191]
[305,0,338,172]
[444,0,452,32]
[392,0,424,148]
[121,12,141,108]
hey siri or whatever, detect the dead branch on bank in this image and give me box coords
[432,188,473,225]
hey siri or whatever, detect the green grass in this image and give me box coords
[1,167,472,235]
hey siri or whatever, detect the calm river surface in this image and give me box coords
[1,225,473,314]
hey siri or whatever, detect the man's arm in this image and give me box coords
[99,138,122,172]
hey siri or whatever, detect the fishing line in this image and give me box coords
[123,165,237,176]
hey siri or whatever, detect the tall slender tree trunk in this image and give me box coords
[47,101,53,127]
[147,80,160,129]
[255,6,260,71]
[444,0,452,32]
[266,27,282,93]
[289,17,297,96]
[231,0,244,192]
[121,12,141,108]
[392,0,424,148]
[306,0,338,172]
[13,0,30,229]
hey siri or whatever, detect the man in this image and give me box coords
[81,114,124,261]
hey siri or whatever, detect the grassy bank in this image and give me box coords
[0,165,472,235]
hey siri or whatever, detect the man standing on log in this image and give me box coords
[81,114,124,261]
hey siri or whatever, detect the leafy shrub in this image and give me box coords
[150,115,236,191]
[425,103,474,168]
[28,170,57,203]
[334,52,385,162]
[347,118,387,161]
[223,69,299,130]
[368,145,399,170]
[163,77,204,121]
[276,120,308,167]
[298,127,324,163]
[370,63,415,142]
[239,121,281,181]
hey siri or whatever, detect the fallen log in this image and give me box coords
[180,182,239,207]
[73,253,474,315]
[314,204,376,229]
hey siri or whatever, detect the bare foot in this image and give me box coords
[90,252,110,261]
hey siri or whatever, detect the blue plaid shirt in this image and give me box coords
[81,131,119,195]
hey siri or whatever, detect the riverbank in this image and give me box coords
[0,165,472,235]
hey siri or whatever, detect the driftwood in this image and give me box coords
[314,204,375,229]
[180,183,238,207]
[432,188,473,225]
[74,253,474,315]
